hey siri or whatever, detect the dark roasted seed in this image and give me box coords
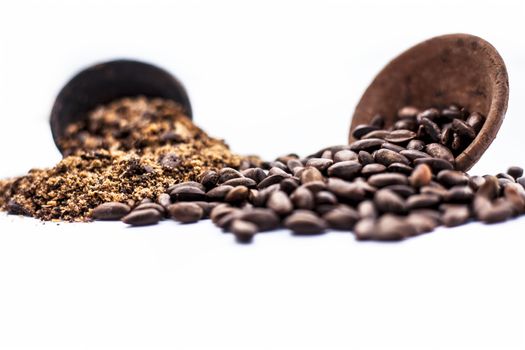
[361,163,387,176]
[242,167,267,183]
[284,210,327,234]
[327,161,363,180]
[388,162,413,175]
[368,173,408,187]
[352,124,379,139]
[350,138,385,152]
[230,220,257,243]
[225,186,250,203]
[358,150,374,165]
[168,203,203,223]
[452,118,476,139]
[507,166,524,180]
[258,174,287,189]
[170,185,207,201]
[406,139,426,151]
[92,202,131,220]
[323,205,359,230]
[385,129,417,144]
[374,189,406,214]
[425,143,455,163]
[122,209,161,226]
[206,185,233,201]
[222,177,258,188]
[200,170,219,189]
[333,150,358,163]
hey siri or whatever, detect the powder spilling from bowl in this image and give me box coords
[0,97,259,221]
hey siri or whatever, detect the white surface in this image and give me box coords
[1,0,525,349]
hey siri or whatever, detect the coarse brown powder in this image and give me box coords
[0,97,258,221]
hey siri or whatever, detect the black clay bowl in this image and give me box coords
[50,59,192,154]
[349,33,509,171]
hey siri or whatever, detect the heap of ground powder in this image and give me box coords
[0,96,256,221]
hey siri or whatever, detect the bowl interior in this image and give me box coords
[50,59,192,153]
[350,34,508,171]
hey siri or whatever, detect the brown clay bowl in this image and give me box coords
[50,59,192,154]
[349,33,509,171]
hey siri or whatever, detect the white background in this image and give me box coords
[1,1,525,349]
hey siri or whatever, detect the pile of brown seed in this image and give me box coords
[88,104,525,243]
[0,97,258,221]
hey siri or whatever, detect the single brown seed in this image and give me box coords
[349,138,385,152]
[353,218,376,240]
[406,139,425,151]
[258,174,287,189]
[267,190,293,215]
[358,150,374,165]
[385,129,417,144]
[218,167,244,183]
[290,186,315,210]
[420,117,441,142]
[239,208,280,231]
[388,163,413,175]
[352,124,380,139]
[368,173,408,187]
[374,189,406,214]
[168,203,203,223]
[374,149,410,166]
[507,166,524,180]
[122,208,161,226]
[300,167,325,183]
[92,202,131,220]
[206,185,233,201]
[280,177,300,194]
[157,193,171,209]
[170,185,207,201]
[466,112,485,133]
[327,161,363,180]
[452,118,476,139]
[361,163,387,177]
[222,177,257,188]
[323,205,359,230]
[200,170,219,189]
[241,168,268,183]
[230,219,258,243]
[284,210,327,234]
[357,200,377,219]
[425,143,455,163]
[225,185,250,203]
[333,150,358,163]
[306,158,334,172]
[437,170,469,187]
